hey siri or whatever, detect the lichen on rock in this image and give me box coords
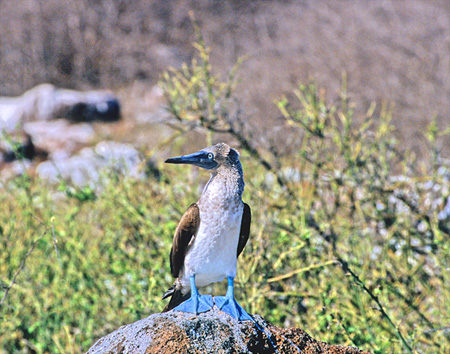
[86,307,370,354]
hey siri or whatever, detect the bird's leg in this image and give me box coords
[214,276,253,321]
[173,275,213,315]
[215,277,280,352]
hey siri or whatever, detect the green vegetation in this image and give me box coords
[1,34,450,354]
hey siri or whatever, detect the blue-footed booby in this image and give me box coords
[162,143,252,321]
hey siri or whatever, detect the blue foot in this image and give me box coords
[174,294,213,315]
[214,276,253,321]
[173,275,213,315]
[215,295,253,321]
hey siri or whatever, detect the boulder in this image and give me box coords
[36,141,145,187]
[0,83,120,133]
[86,307,370,354]
[0,84,121,166]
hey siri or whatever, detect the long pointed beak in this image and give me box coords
[165,151,218,170]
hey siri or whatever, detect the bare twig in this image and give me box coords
[337,257,414,354]
[51,220,62,268]
[0,226,49,306]
[267,260,338,283]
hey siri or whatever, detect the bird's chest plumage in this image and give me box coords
[181,178,243,289]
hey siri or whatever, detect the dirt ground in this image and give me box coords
[0,0,449,159]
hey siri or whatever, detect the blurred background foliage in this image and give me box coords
[1,0,449,157]
[1,32,450,353]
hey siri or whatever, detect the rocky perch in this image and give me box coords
[86,307,370,354]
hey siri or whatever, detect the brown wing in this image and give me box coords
[237,203,251,257]
[169,203,200,278]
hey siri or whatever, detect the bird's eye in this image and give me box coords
[207,153,214,159]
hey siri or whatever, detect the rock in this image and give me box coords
[0,160,33,181]
[0,84,120,133]
[0,84,121,167]
[86,307,370,354]
[0,133,38,162]
[24,120,96,160]
[36,141,145,188]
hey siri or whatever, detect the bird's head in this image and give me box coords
[165,143,240,170]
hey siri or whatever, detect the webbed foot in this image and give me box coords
[174,294,214,314]
[173,275,213,315]
[214,295,253,321]
[214,276,253,321]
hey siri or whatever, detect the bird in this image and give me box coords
[162,143,252,321]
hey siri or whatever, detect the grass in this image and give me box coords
[1,32,450,354]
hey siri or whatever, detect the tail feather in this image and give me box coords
[162,283,191,312]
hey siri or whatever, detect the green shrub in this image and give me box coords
[1,33,450,354]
